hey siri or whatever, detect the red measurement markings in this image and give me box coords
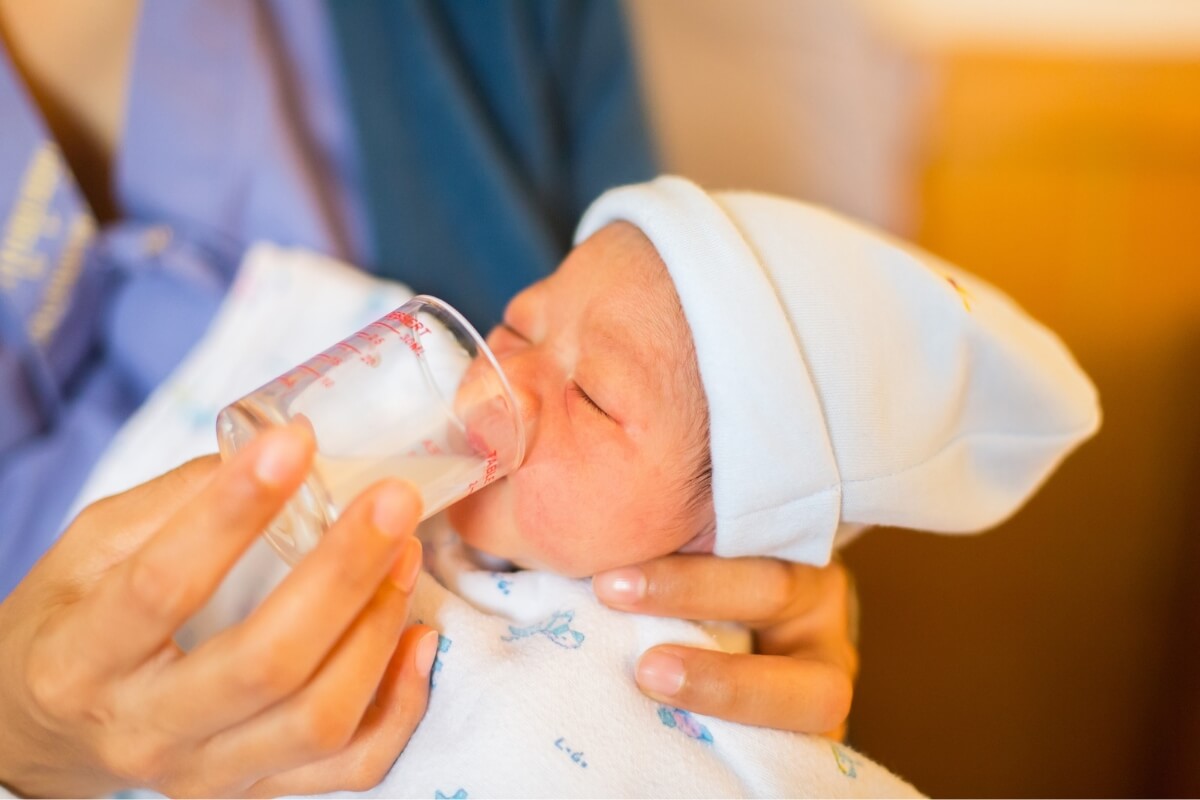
[467,449,500,493]
[335,339,377,366]
[422,439,444,455]
[482,449,499,485]
[279,363,326,390]
[315,352,342,367]
[384,310,432,336]
[314,353,341,386]
[372,320,403,336]
[376,311,430,355]
[369,319,423,353]
[355,330,385,347]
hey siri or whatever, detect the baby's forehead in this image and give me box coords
[578,223,704,410]
[587,224,693,353]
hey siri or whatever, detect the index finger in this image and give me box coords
[593,554,833,627]
[64,423,315,677]
[634,646,854,735]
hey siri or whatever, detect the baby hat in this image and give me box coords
[575,176,1100,565]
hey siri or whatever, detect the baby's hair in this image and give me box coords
[683,414,716,541]
[660,263,716,543]
[612,219,716,543]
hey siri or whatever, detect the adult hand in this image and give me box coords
[0,424,438,798]
[593,555,858,739]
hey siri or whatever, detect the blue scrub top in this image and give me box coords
[0,0,656,598]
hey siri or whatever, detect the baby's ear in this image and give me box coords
[678,528,716,555]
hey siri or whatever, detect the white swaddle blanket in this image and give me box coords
[71,244,921,798]
[380,518,920,799]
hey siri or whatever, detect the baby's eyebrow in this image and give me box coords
[589,314,665,394]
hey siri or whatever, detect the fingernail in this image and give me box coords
[373,484,415,538]
[594,567,646,606]
[253,427,310,487]
[637,650,685,698]
[415,630,440,679]
[390,538,423,593]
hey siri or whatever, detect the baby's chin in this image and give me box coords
[452,522,589,576]
[447,490,600,578]
[446,484,537,567]
[446,491,503,552]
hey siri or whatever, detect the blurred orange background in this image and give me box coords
[627,1,1200,795]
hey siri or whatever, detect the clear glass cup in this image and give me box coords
[216,295,524,564]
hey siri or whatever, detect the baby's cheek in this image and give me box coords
[448,482,511,553]
[631,464,707,555]
[509,464,604,576]
[527,489,690,575]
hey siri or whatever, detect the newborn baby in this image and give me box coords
[355,176,1100,798]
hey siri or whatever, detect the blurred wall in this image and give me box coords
[626,2,1200,796]
[624,0,929,233]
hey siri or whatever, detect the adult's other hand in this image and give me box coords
[594,555,858,739]
[0,424,437,798]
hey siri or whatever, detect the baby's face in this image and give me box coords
[448,223,714,577]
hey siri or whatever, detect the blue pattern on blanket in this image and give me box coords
[430,635,452,688]
[501,609,585,648]
[831,743,860,778]
[657,705,713,744]
[490,571,514,595]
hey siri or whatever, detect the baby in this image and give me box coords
[351,176,1100,798]
[69,176,1098,797]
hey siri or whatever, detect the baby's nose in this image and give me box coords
[494,351,541,443]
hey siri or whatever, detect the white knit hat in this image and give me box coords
[575,176,1100,565]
